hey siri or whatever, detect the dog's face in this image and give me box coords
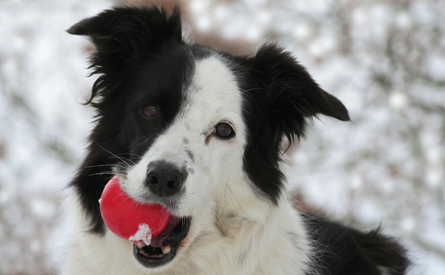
[114,49,248,268]
[68,7,349,271]
[123,54,246,212]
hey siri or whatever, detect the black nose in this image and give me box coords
[146,162,184,197]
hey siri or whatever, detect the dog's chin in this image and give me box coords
[133,215,191,269]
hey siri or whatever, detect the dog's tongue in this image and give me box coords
[149,215,182,247]
[99,176,171,244]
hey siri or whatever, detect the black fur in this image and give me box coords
[304,215,410,275]
[67,6,183,107]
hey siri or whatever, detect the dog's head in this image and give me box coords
[69,6,349,270]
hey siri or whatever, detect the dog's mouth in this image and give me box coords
[133,215,191,268]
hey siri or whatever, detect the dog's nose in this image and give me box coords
[146,162,184,197]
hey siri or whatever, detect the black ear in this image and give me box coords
[67,6,182,104]
[241,44,349,204]
[67,6,182,47]
[250,44,349,141]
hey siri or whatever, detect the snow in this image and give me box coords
[0,0,444,274]
[129,224,152,246]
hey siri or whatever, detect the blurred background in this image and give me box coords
[0,0,444,274]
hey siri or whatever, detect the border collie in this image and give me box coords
[61,6,410,275]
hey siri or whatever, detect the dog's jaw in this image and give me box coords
[61,169,312,275]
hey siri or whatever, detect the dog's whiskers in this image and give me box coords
[94,141,135,167]
[86,163,128,170]
[88,172,115,177]
[117,152,144,160]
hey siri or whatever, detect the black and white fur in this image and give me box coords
[61,6,410,275]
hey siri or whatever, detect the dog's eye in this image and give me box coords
[215,123,234,139]
[142,105,159,118]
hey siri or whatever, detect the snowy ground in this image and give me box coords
[0,0,444,274]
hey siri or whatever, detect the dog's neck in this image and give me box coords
[212,172,275,234]
[168,171,313,275]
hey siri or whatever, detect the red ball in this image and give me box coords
[99,176,171,243]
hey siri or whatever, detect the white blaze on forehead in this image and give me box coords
[181,56,245,133]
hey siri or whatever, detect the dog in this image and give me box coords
[61,6,410,275]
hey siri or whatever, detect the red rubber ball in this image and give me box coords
[99,176,171,242]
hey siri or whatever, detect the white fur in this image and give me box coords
[61,56,313,275]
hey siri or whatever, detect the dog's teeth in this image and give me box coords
[163,246,171,254]
[136,241,146,249]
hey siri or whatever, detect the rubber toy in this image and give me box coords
[99,176,171,244]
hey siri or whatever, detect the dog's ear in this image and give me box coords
[67,6,182,104]
[67,6,182,51]
[241,44,349,204]
[248,43,349,141]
